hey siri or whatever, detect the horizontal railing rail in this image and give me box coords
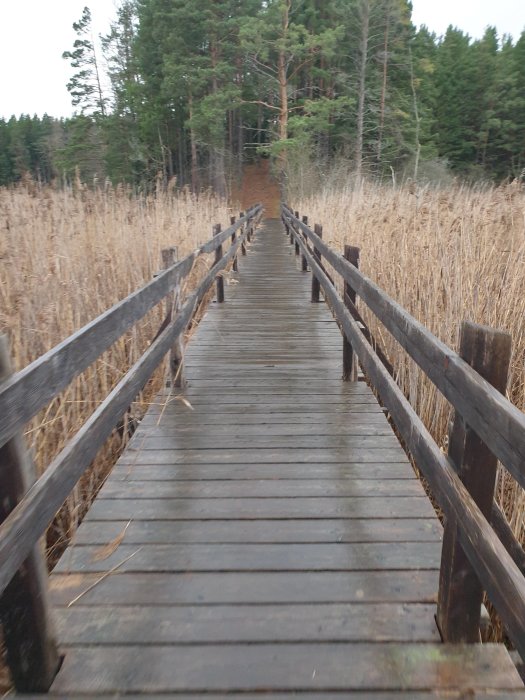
[0,203,263,691]
[282,203,525,662]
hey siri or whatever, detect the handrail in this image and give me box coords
[0,203,263,691]
[0,205,262,449]
[282,205,525,491]
[282,203,525,661]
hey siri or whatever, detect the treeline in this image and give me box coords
[1,0,524,191]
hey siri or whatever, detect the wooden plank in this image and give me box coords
[133,420,393,436]
[83,496,435,522]
[126,435,401,451]
[110,462,415,481]
[72,518,442,545]
[117,448,409,465]
[49,643,523,694]
[97,478,424,499]
[53,542,442,573]
[55,603,440,644]
[49,570,440,606]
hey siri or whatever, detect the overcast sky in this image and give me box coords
[1,0,524,119]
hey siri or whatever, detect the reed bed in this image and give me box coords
[0,179,230,558]
[297,180,525,540]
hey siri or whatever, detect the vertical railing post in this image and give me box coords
[161,247,184,387]
[342,245,360,381]
[311,224,323,303]
[239,212,247,256]
[213,224,225,303]
[300,216,308,271]
[294,211,300,256]
[437,321,512,642]
[230,216,238,272]
[0,336,60,692]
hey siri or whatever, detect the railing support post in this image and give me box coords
[311,224,323,303]
[213,224,225,303]
[301,216,308,271]
[239,212,247,256]
[437,321,512,643]
[342,245,360,381]
[294,211,300,254]
[0,336,60,692]
[161,247,185,387]
[230,216,238,272]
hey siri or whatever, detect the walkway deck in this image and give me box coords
[43,220,523,696]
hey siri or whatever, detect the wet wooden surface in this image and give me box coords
[39,219,524,696]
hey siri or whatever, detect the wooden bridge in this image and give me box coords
[1,207,525,696]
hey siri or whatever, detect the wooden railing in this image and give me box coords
[0,203,263,691]
[282,203,525,661]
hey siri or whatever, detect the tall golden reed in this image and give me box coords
[297,180,525,540]
[0,179,230,554]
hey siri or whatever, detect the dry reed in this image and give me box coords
[0,178,230,558]
[297,180,525,540]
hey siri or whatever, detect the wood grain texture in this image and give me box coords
[49,643,524,694]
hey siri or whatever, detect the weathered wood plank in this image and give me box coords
[55,603,440,644]
[117,448,409,465]
[126,435,401,451]
[49,570,439,606]
[72,518,442,545]
[50,643,523,694]
[110,462,414,481]
[97,478,424,499]
[84,496,436,521]
[133,420,393,436]
[53,542,442,573]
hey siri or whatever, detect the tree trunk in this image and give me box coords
[188,93,200,193]
[210,36,227,198]
[408,46,421,182]
[355,0,370,184]
[377,12,390,167]
[277,0,291,194]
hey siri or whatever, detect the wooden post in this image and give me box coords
[293,211,299,250]
[311,224,323,303]
[0,336,60,692]
[161,247,184,387]
[342,245,360,381]
[300,216,309,271]
[239,212,246,256]
[437,321,512,643]
[214,224,225,303]
[230,216,238,272]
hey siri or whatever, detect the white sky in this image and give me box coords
[1,0,524,120]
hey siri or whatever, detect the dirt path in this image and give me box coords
[232,159,281,218]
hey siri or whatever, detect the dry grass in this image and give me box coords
[297,180,525,540]
[0,178,230,559]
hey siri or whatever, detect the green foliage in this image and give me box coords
[1,1,523,188]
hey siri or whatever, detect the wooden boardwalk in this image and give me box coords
[43,219,523,696]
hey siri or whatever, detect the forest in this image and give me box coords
[0,0,524,192]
